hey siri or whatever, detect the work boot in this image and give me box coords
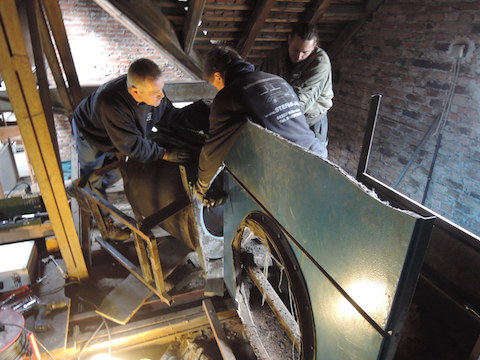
[105,219,131,241]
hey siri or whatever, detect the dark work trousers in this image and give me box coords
[310,113,328,159]
[72,120,122,197]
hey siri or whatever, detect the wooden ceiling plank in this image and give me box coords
[324,4,366,20]
[328,0,384,58]
[237,0,277,58]
[204,3,252,11]
[183,0,206,54]
[305,0,333,24]
[203,3,306,12]
[93,0,203,79]
[203,16,301,23]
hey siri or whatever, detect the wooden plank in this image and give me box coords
[0,223,54,244]
[0,0,88,279]
[246,264,301,349]
[202,299,236,360]
[96,236,193,324]
[328,0,384,58]
[70,142,91,266]
[59,302,238,359]
[95,272,153,325]
[93,0,203,79]
[25,0,61,166]
[305,0,332,24]
[183,0,206,54]
[40,0,83,106]
[36,2,74,112]
[237,0,276,58]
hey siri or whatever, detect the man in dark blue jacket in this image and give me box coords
[194,46,323,202]
[72,58,189,239]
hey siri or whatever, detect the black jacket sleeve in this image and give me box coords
[100,97,165,163]
[197,91,247,185]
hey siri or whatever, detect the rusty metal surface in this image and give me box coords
[95,272,153,325]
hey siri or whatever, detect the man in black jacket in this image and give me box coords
[193,46,323,202]
[72,58,189,239]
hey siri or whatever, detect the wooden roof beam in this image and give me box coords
[236,0,277,58]
[40,0,83,107]
[322,5,366,21]
[93,0,203,79]
[183,0,206,54]
[36,3,74,112]
[328,0,385,58]
[305,0,332,24]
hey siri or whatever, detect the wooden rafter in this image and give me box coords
[23,0,62,166]
[183,0,206,54]
[0,0,88,279]
[36,5,74,113]
[40,0,83,107]
[305,0,332,24]
[236,0,277,58]
[322,5,366,21]
[328,0,385,58]
[93,0,203,79]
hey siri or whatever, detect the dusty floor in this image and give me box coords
[55,180,478,359]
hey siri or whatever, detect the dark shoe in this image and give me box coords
[105,220,131,241]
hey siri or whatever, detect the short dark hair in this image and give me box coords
[127,58,162,89]
[291,23,319,43]
[203,45,242,79]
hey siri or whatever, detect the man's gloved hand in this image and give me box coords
[193,179,228,207]
[163,148,191,164]
[203,191,228,207]
[193,179,209,202]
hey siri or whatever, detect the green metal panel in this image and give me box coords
[223,176,260,296]
[222,122,432,359]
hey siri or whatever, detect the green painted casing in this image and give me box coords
[222,122,433,359]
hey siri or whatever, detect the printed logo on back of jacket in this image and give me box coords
[146,111,153,122]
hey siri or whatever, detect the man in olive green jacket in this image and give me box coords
[260,23,333,159]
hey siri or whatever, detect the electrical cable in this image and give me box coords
[38,280,80,296]
[6,182,31,198]
[74,294,112,357]
[393,54,462,191]
[422,56,462,204]
[0,322,57,359]
[76,321,105,360]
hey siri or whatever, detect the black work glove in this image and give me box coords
[162,148,191,164]
[203,191,228,207]
[193,179,227,207]
[193,179,209,202]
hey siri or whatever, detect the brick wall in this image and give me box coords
[55,114,72,161]
[54,0,192,163]
[58,0,192,84]
[53,0,479,235]
[328,0,480,235]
